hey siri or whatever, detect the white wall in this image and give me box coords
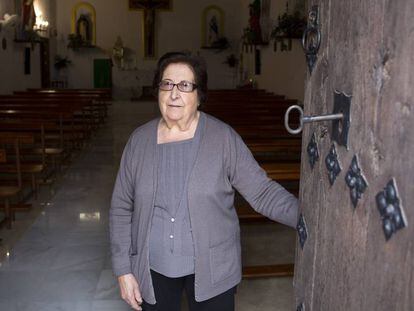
[55,0,244,99]
[0,0,15,18]
[0,39,42,94]
[0,0,306,100]
[239,0,306,101]
[249,40,306,101]
[0,0,48,94]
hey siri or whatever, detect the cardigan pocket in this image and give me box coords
[209,233,238,284]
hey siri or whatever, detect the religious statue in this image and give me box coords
[208,15,219,46]
[70,2,96,47]
[248,0,263,44]
[21,0,36,32]
[112,36,125,69]
[76,14,92,45]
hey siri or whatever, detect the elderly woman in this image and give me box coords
[110,52,298,311]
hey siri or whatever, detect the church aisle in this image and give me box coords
[0,101,294,310]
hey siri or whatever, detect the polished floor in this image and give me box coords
[0,101,296,310]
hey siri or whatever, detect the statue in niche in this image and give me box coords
[202,6,225,49]
[112,36,138,70]
[112,36,125,69]
[208,15,219,46]
[21,0,35,32]
[248,0,263,44]
[17,0,36,40]
[76,14,92,46]
[70,2,96,47]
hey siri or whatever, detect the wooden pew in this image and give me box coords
[243,264,295,278]
[0,89,111,171]
[246,138,302,163]
[0,134,34,228]
[0,132,45,200]
[0,147,20,229]
[0,88,112,228]
[0,108,89,151]
[0,96,104,129]
[22,88,112,118]
[27,88,112,100]
[0,101,96,139]
[0,127,62,180]
[0,109,82,183]
[205,89,300,279]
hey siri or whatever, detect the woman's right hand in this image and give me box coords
[118,273,143,310]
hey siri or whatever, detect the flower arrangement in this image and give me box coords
[54,55,71,70]
[210,37,230,50]
[271,6,306,39]
[67,33,95,49]
[223,54,239,68]
[67,34,84,49]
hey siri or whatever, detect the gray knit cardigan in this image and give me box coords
[110,112,298,304]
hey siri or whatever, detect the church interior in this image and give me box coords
[0,1,306,309]
[0,0,412,310]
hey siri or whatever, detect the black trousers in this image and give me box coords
[142,270,236,311]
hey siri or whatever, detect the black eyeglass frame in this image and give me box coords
[158,80,198,93]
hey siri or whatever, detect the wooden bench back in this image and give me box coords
[0,132,35,145]
[0,149,6,163]
[27,88,112,98]
[0,139,22,187]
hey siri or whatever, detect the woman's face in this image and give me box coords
[158,63,199,123]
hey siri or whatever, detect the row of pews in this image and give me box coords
[202,89,302,279]
[0,88,111,230]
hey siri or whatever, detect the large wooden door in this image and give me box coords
[293,1,413,310]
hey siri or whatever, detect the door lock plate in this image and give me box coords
[332,91,351,148]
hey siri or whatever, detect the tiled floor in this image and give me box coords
[0,101,296,310]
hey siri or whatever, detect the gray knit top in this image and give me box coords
[149,114,204,277]
[110,112,299,304]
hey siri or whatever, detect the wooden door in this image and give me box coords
[94,59,112,88]
[294,1,413,310]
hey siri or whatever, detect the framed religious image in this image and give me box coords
[201,5,224,48]
[71,2,96,47]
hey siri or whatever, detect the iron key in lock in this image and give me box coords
[283,92,352,148]
[284,105,343,135]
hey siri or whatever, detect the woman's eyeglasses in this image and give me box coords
[158,80,198,93]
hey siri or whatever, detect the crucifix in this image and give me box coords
[129,0,171,58]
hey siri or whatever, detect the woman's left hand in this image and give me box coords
[118,273,143,310]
